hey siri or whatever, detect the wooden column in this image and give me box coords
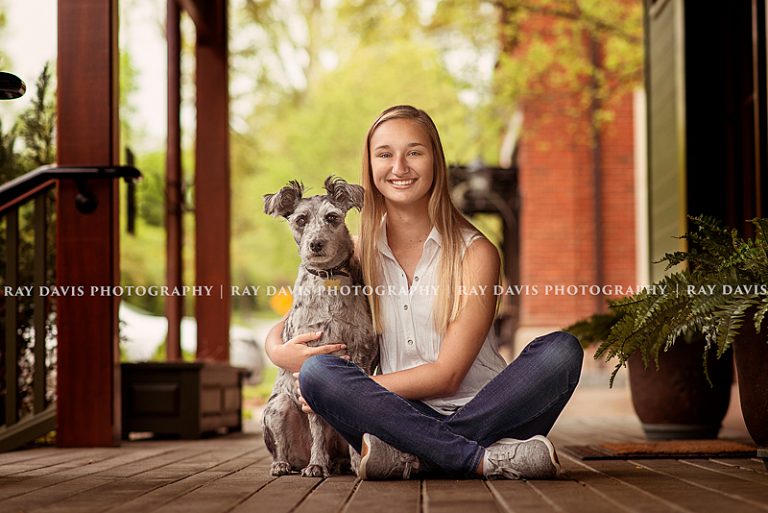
[166,0,183,361]
[56,0,121,445]
[194,0,230,361]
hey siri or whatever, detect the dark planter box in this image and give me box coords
[121,362,248,439]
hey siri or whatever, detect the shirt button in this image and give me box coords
[414,276,419,281]
[408,339,414,345]
[404,305,408,310]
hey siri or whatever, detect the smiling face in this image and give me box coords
[369,118,434,210]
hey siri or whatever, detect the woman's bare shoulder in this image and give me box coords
[466,236,500,263]
[463,236,500,283]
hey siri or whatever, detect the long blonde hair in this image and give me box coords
[359,105,478,335]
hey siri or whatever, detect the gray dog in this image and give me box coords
[262,176,378,477]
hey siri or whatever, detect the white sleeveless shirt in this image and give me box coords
[376,218,508,414]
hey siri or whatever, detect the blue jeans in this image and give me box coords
[299,331,583,477]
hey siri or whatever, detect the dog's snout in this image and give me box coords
[310,240,325,253]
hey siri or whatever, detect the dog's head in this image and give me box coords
[264,176,364,268]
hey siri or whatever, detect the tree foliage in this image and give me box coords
[0,63,56,183]
[17,63,56,168]
[0,1,10,70]
[428,0,642,128]
[493,0,642,102]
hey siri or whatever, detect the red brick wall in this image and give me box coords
[517,66,637,329]
[600,92,637,299]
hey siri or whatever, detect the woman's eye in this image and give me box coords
[377,153,391,159]
[408,151,421,157]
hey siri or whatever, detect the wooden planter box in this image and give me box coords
[121,362,248,439]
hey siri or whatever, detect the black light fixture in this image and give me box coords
[0,71,26,100]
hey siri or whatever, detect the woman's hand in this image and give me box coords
[293,372,314,413]
[268,330,348,373]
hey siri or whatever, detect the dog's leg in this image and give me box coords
[329,424,351,475]
[349,444,361,476]
[263,393,309,476]
[302,413,332,477]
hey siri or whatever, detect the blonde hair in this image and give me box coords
[359,105,478,335]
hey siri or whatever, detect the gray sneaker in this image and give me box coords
[483,435,561,479]
[359,433,420,480]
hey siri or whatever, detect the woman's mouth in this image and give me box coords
[388,178,416,188]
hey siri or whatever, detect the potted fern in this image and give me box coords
[595,216,768,467]
[568,311,733,440]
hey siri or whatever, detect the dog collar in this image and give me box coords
[303,259,351,279]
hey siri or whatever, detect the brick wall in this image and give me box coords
[516,56,637,330]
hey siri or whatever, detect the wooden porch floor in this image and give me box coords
[1,415,766,513]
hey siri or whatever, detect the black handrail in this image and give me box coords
[0,165,141,215]
[0,163,141,449]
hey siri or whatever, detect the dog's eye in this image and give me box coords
[325,214,339,224]
[295,216,307,227]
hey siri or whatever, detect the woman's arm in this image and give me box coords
[372,238,501,400]
[265,313,349,373]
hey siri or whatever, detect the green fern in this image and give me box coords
[754,296,768,333]
[593,215,768,387]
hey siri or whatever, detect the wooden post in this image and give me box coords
[166,0,183,361]
[56,0,121,446]
[194,0,230,362]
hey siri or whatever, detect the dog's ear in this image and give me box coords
[264,180,304,218]
[324,176,364,212]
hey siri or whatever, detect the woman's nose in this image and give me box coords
[392,154,408,175]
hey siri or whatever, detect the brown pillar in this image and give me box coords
[56,0,121,446]
[194,0,230,361]
[166,0,183,361]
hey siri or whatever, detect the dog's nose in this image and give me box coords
[310,240,325,253]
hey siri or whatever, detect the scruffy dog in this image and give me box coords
[262,176,378,477]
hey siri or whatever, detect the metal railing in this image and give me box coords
[0,165,139,451]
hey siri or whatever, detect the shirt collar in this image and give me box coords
[425,224,441,247]
[376,216,395,260]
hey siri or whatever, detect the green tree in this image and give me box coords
[0,64,56,183]
[0,117,23,183]
[0,0,11,70]
[489,0,642,119]
[17,63,56,168]
[120,50,142,154]
[240,0,333,105]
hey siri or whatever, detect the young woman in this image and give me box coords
[265,105,583,480]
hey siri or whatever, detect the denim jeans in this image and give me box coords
[299,330,583,477]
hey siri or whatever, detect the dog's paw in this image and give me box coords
[301,464,329,478]
[270,461,292,476]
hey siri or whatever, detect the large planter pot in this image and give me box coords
[628,337,733,440]
[121,362,248,439]
[733,318,768,469]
